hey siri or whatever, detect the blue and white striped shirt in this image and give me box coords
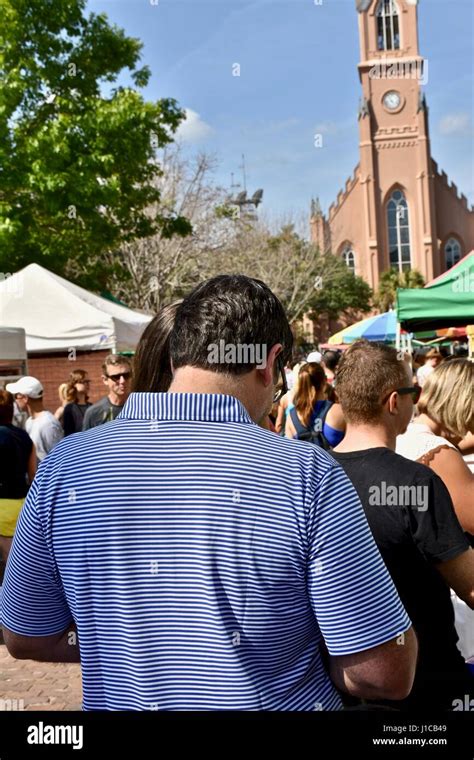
[1,393,410,710]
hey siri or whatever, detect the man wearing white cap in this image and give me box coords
[306,350,322,364]
[6,377,63,462]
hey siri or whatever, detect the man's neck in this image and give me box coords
[333,422,396,453]
[168,367,263,423]
[108,393,125,407]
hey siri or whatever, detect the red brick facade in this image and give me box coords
[27,350,111,412]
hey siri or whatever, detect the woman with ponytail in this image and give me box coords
[285,362,345,448]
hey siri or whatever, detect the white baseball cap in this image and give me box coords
[306,351,323,364]
[6,376,44,399]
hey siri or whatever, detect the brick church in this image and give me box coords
[310,0,474,290]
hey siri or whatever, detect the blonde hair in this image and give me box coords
[417,359,474,437]
[58,383,68,404]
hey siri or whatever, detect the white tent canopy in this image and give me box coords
[0,264,152,353]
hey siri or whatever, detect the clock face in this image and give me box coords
[383,91,401,111]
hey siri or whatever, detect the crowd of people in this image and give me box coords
[0,273,473,712]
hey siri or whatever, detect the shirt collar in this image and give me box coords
[118,392,254,424]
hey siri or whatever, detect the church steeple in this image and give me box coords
[357,0,421,69]
[311,1,473,289]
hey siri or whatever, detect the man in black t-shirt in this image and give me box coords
[331,340,474,711]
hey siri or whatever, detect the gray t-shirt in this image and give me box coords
[25,411,63,461]
[82,397,124,430]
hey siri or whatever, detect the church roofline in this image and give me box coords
[328,164,360,219]
[432,159,473,212]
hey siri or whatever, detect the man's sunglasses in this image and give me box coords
[106,371,131,382]
[273,356,288,404]
[382,386,421,405]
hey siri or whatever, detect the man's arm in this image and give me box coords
[330,627,418,700]
[307,464,416,703]
[2,622,80,663]
[1,469,75,660]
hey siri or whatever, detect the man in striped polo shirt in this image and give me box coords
[1,275,417,710]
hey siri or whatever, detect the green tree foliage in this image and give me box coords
[0,0,191,288]
[375,268,425,312]
[308,254,373,322]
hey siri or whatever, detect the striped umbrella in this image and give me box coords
[328,311,397,345]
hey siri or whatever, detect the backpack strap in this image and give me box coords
[312,400,333,427]
[289,406,310,437]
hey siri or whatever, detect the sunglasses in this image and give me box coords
[273,356,289,404]
[382,386,421,404]
[106,371,131,382]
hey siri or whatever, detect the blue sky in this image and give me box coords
[88,0,474,226]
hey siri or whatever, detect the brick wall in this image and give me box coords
[27,350,110,412]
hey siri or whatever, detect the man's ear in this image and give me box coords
[388,391,399,415]
[256,343,282,389]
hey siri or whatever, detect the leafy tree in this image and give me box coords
[105,147,233,312]
[0,0,191,288]
[202,222,333,323]
[308,255,373,322]
[374,268,425,312]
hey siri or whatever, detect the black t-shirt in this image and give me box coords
[331,446,472,710]
[0,424,33,499]
[63,402,92,436]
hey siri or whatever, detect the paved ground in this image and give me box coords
[0,644,82,711]
[0,563,82,712]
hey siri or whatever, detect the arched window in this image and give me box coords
[341,244,356,274]
[444,238,462,270]
[377,0,400,51]
[387,189,411,272]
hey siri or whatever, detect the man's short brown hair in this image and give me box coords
[102,354,132,375]
[335,340,408,424]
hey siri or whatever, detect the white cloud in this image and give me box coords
[313,121,340,135]
[176,109,213,143]
[439,112,471,135]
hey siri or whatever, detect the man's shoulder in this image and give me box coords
[247,424,340,473]
[336,446,448,489]
[84,397,109,419]
[87,397,109,411]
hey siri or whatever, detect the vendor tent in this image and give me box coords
[0,264,152,353]
[397,252,474,332]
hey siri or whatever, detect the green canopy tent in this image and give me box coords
[396,251,474,332]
